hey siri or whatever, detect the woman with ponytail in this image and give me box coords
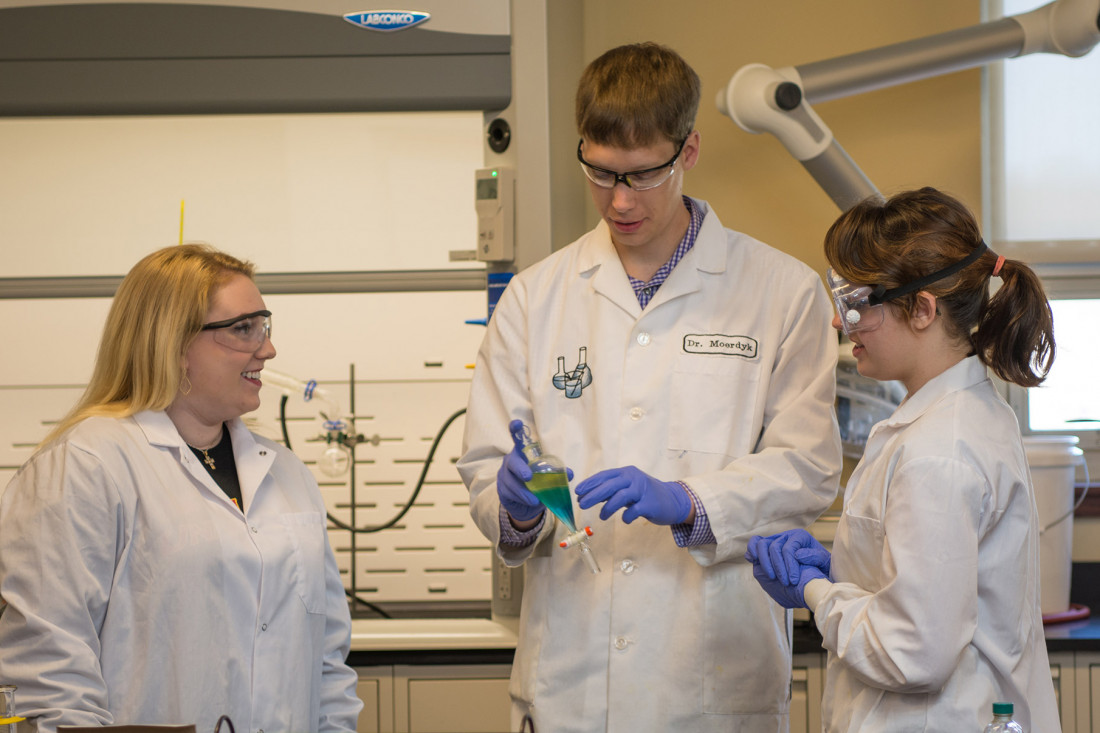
[745,187,1060,732]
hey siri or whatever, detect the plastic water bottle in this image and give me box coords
[983,702,1023,733]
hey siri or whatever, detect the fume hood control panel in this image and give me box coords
[475,166,514,262]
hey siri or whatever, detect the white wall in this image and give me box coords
[0,112,486,276]
[0,112,497,605]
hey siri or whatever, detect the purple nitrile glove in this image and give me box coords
[749,556,827,609]
[497,444,543,522]
[575,466,691,525]
[496,420,544,523]
[745,534,777,568]
[764,528,831,585]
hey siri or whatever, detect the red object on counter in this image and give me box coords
[1042,603,1090,625]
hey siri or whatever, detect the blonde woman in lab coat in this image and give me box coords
[458,43,842,733]
[0,245,362,733]
[747,187,1061,732]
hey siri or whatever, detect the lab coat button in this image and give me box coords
[636,332,651,346]
[629,407,644,421]
[620,559,635,575]
[261,623,268,631]
[251,525,258,533]
[614,636,628,650]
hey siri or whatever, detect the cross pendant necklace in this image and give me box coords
[199,449,215,470]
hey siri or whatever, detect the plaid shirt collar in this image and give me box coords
[628,196,703,309]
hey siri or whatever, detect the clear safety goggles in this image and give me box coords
[201,309,271,352]
[826,242,991,336]
[827,269,885,335]
[577,137,687,191]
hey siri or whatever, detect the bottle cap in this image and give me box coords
[993,702,1013,715]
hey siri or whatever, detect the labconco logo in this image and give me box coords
[343,10,431,32]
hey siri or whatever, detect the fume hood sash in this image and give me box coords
[0,2,511,116]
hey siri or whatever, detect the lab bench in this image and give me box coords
[346,614,1100,733]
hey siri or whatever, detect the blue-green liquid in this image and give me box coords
[526,470,577,532]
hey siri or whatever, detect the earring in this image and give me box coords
[180,374,192,396]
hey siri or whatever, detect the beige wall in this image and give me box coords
[580,1,984,275]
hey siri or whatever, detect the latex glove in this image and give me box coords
[496,421,544,523]
[749,557,827,610]
[746,529,831,586]
[574,466,691,525]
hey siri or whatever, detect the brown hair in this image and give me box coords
[42,244,255,446]
[575,42,701,148]
[824,187,1054,387]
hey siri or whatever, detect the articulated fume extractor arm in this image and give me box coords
[715,0,1100,211]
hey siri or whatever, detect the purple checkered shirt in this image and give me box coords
[628,196,703,309]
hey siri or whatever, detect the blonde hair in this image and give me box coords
[43,244,255,446]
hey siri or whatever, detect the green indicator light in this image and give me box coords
[492,170,499,177]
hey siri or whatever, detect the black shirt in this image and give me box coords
[188,423,243,512]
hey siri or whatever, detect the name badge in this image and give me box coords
[683,334,758,359]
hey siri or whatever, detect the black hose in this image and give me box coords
[329,407,467,533]
[280,395,468,620]
[345,589,392,619]
[279,394,468,534]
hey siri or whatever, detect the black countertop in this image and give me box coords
[792,611,1100,655]
[346,611,1100,668]
[1041,612,1100,652]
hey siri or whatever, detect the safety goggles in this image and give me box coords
[577,137,687,191]
[828,241,989,335]
[828,269,885,335]
[201,310,271,352]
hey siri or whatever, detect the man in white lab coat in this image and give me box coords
[457,42,842,733]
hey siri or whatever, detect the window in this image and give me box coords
[1005,290,1100,443]
[990,0,1100,247]
[988,0,1100,474]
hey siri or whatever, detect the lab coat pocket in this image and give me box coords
[831,512,885,589]
[283,511,327,614]
[669,358,761,457]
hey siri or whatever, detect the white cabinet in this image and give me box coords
[362,659,821,733]
[1072,651,1100,733]
[791,653,825,733]
[356,664,512,733]
[1049,651,1076,731]
[360,652,1087,733]
[356,665,395,733]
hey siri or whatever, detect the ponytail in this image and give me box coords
[972,258,1055,388]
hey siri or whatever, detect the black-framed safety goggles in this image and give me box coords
[201,310,271,352]
[577,137,687,191]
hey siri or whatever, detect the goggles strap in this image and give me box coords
[869,241,988,305]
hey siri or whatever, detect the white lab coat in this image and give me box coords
[806,357,1061,733]
[0,410,362,733]
[458,199,842,733]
